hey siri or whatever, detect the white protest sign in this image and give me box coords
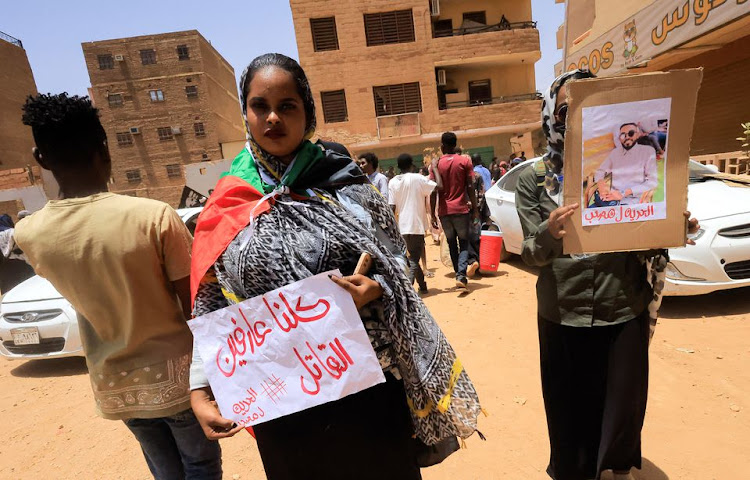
[188,270,386,426]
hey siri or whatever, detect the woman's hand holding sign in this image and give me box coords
[191,388,244,440]
[549,203,579,239]
[329,274,383,309]
[685,211,700,245]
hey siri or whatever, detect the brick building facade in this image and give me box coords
[0,32,54,219]
[82,30,245,206]
[0,32,38,171]
[290,0,543,169]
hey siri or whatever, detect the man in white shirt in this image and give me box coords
[389,153,437,294]
[595,123,659,205]
[358,152,389,202]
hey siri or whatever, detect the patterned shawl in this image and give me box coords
[191,57,482,444]
[541,69,668,341]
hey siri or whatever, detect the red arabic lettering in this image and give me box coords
[584,206,619,223]
[263,292,331,332]
[215,322,247,378]
[584,204,657,224]
[215,311,271,378]
[623,204,655,222]
[231,388,259,416]
[238,309,271,354]
[294,337,354,396]
[238,406,265,426]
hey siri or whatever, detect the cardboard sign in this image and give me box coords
[188,270,386,427]
[563,69,703,254]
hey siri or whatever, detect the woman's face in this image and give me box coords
[245,66,307,161]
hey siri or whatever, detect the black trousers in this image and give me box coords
[403,234,427,289]
[538,313,649,480]
[253,373,421,480]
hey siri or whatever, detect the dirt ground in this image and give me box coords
[1,242,748,479]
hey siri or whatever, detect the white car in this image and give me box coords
[0,207,203,360]
[485,159,750,296]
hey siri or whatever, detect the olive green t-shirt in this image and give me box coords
[15,193,193,419]
[515,162,651,327]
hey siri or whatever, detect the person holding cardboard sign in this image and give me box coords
[516,70,698,480]
[188,54,482,479]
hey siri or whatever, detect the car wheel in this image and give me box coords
[499,240,512,262]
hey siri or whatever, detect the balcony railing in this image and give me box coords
[376,112,421,140]
[0,31,23,48]
[441,92,541,110]
[434,20,537,38]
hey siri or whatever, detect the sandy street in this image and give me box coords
[1,242,748,480]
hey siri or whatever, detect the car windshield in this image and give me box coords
[688,160,717,183]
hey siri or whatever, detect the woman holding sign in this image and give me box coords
[187,54,482,479]
[515,70,699,480]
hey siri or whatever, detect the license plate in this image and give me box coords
[11,327,40,345]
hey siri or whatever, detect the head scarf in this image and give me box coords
[190,55,367,303]
[541,69,595,199]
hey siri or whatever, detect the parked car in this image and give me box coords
[485,159,750,296]
[0,207,203,360]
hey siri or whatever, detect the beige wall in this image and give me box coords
[568,0,653,56]
[436,0,532,27]
[291,0,540,157]
[0,40,38,170]
[443,64,535,98]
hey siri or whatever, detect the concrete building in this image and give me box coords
[0,31,54,218]
[555,0,750,158]
[82,30,245,206]
[290,0,543,169]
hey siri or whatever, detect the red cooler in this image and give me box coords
[479,230,503,272]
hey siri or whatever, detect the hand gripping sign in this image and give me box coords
[188,270,386,427]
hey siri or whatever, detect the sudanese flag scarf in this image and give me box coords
[189,139,367,304]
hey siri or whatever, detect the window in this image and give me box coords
[176,44,190,60]
[108,93,123,107]
[185,86,198,98]
[433,19,453,37]
[469,79,492,105]
[364,10,415,46]
[98,54,114,70]
[500,163,530,192]
[463,11,487,25]
[310,17,339,51]
[372,82,422,116]
[140,49,157,65]
[149,90,165,102]
[157,127,173,141]
[126,169,141,183]
[166,164,182,178]
[320,90,348,123]
[193,122,205,137]
[116,132,133,147]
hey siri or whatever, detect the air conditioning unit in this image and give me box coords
[171,127,182,135]
[114,54,125,62]
[430,0,440,16]
[129,127,141,135]
[437,69,447,86]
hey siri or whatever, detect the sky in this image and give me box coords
[3,0,564,97]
